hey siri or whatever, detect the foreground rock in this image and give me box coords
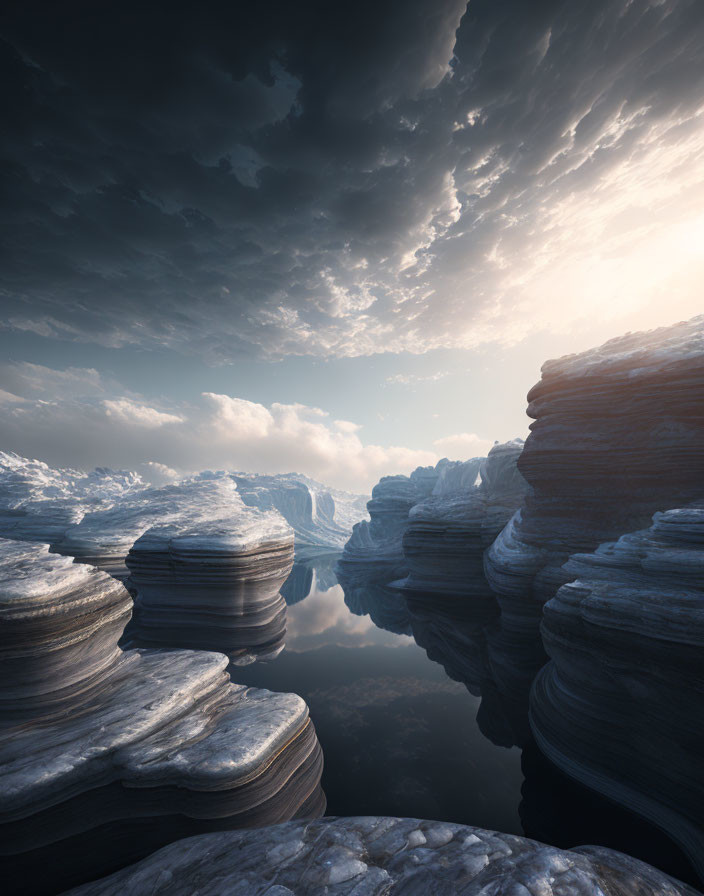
[0,540,324,895]
[401,441,527,601]
[65,816,699,896]
[531,503,704,880]
[485,314,704,625]
[124,504,294,664]
[231,472,368,559]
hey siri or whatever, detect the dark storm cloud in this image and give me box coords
[1,0,703,360]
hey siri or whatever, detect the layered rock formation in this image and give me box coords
[486,315,704,621]
[231,472,368,559]
[401,441,527,601]
[53,476,242,580]
[0,539,132,720]
[125,500,294,664]
[0,539,324,895]
[530,503,704,880]
[65,816,699,896]
[336,461,454,587]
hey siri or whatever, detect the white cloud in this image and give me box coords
[103,399,184,428]
[334,419,362,433]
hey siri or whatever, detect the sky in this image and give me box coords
[1,0,703,491]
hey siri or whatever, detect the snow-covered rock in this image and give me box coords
[0,452,143,545]
[124,497,294,664]
[401,441,527,600]
[0,539,324,896]
[336,461,451,587]
[64,816,699,896]
[231,472,368,559]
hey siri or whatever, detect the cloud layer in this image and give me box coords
[0,362,493,490]
[2,0,703,363]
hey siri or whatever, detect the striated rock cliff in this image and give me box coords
[124,497,294,664]
[0,539,324,895]
[486,315,704,622]
[337,459,473,587]
[0,540,132,720]
[530,503,704,880]
[54,475,249,580]
[401,441,527,600]
[64,816,699,896]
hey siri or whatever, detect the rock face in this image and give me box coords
[337,460,472,587]
[401,441,527,601]
[231,472,368,559]
[0,540,132,721]
[530,503,704,880]
[485,315,704,622]
[64,816,699,896]
[124,498,294,664]
[0,539,324,896]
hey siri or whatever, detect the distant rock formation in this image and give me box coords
[486,315,704,624]
[124,496,294,664]
[530,503,704,880]
[64,816,699,896]
[401,441,527,601]
[54,475,249,580]
[0,451,143,545]
[231,472,368,559]
[0,539,324,896]
[0,453,366,572]
[337,458,485,587]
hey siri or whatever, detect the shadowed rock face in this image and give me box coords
[0,540,324,896]
[530,504,704,880]
[337,457,488,589]
[485,314,704,622]
[124,511,294,664]
[402,441,527,601]
[64,816,700,896]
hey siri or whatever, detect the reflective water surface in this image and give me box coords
[235,556,701,889]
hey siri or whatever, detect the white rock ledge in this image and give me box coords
[63,816,700,896]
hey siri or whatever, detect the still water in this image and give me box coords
[235,556,700,888]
